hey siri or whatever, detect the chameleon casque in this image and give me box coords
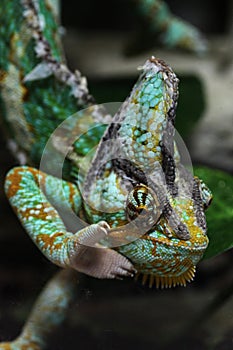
[0,0,212,348]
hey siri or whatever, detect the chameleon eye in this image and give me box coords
[195,177,213,209]
[199,180,213,209]
[126,185,161,228]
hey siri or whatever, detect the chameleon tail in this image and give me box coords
[0,269,78,350]
[134,0,207,53]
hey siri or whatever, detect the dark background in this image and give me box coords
[0,1,233,349]
[61,0,230,34]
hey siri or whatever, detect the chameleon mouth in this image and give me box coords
[135,264,196,289]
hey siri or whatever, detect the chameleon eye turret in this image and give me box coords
[198,178,213,209]
[126,184,161,229]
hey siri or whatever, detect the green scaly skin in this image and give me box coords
[0,0,211,348]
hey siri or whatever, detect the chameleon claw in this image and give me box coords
[73,221,110,247]
[68,226,136,280]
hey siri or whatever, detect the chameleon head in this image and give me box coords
[83,56,211,288]
[114,57,211,288]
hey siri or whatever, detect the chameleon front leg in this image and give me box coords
[4,166,135,279]
[0,269,78,350]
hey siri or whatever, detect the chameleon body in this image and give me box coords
[0,0,212,348]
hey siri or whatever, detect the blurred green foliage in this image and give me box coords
[195,167,233,259]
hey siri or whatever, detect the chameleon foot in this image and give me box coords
[68,221,137,279]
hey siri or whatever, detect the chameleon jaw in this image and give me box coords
[117,228,207,289]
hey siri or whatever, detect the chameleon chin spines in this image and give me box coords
[135,266,196,289]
